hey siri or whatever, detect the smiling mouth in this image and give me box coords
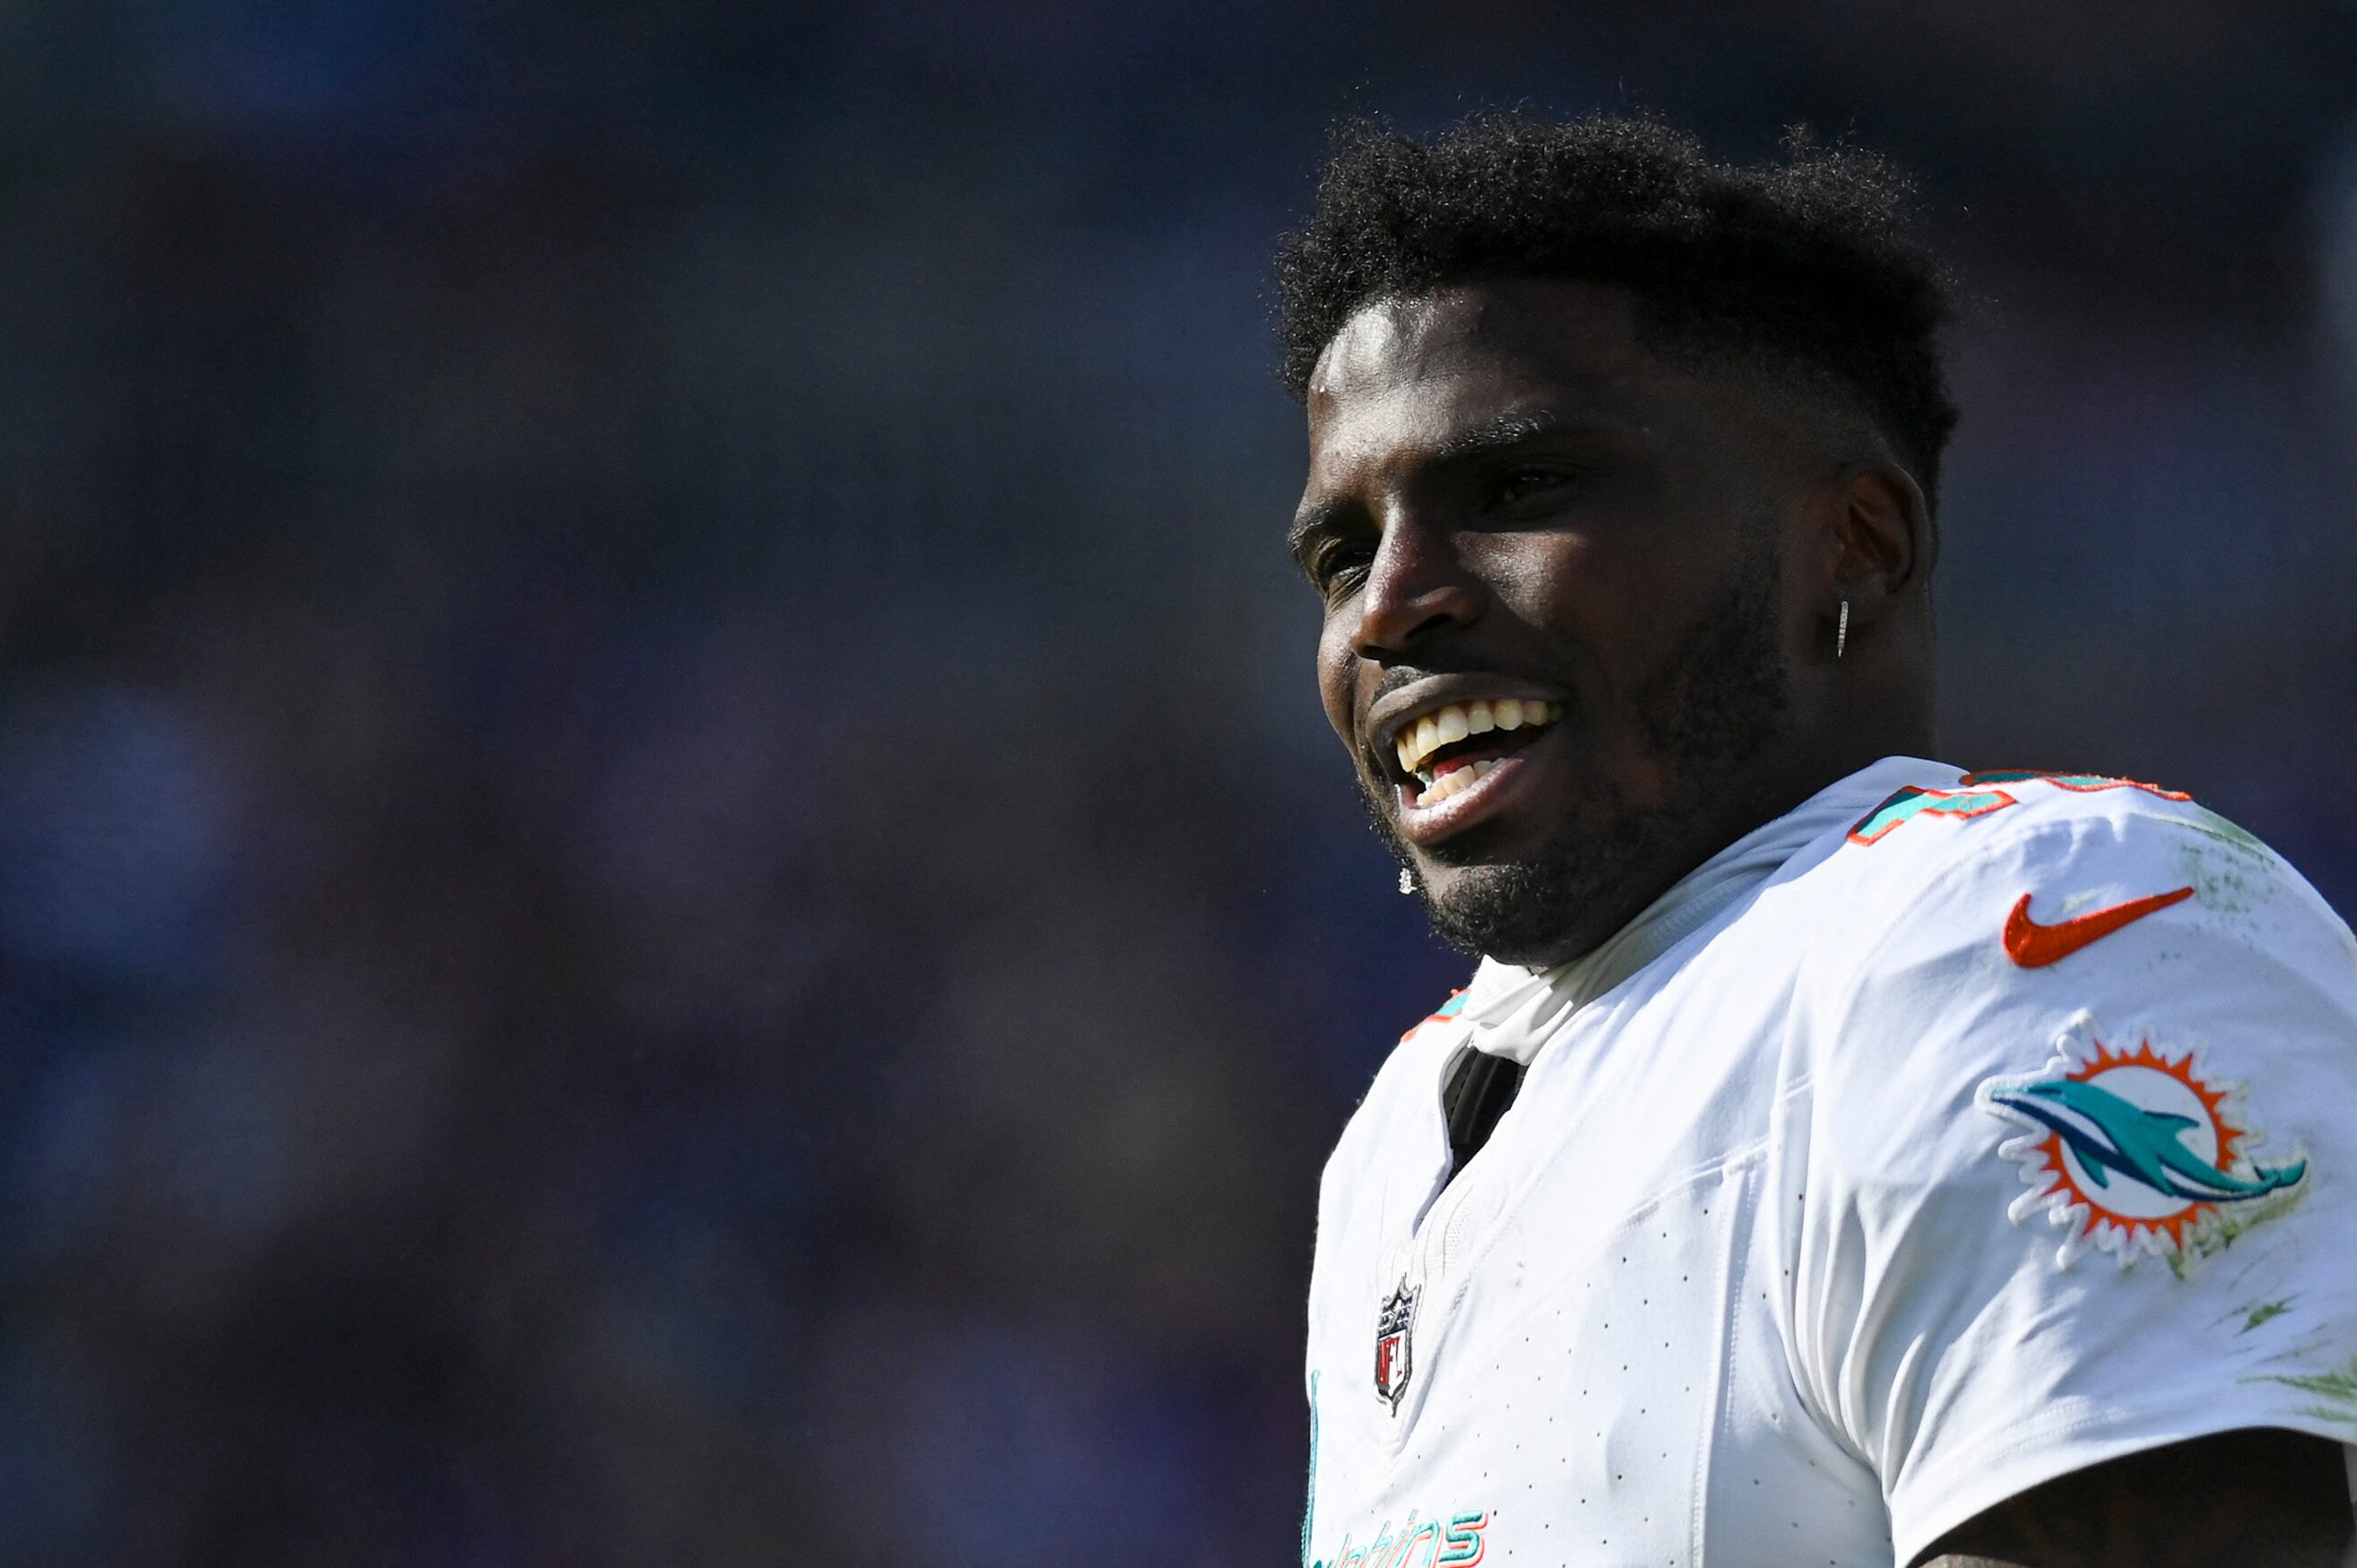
[1390,697,1562,804]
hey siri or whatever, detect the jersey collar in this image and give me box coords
[1453,756,1956,1064]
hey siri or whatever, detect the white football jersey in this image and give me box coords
[1303,757,2357,1567]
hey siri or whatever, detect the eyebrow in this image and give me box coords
[1426,409,1574,465]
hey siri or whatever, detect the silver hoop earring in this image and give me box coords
[1836,599,1850,661]
[1399,867,1416,896]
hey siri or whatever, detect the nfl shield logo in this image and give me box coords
[1373,1279,1417,1413]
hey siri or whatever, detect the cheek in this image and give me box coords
[1486,532,1672,674]
[1314,618,1359,747]
[1468,536,1611,671]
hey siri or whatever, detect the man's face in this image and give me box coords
[1293,279,1819,967]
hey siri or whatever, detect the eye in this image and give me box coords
[1310,539,1374,598]
[1493,466,1572,507]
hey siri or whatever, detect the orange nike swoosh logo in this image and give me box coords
[2003,885,2195,967]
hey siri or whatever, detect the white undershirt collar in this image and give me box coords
[1453,756,1954,1064]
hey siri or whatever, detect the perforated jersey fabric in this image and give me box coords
[1301,757,2357,1567]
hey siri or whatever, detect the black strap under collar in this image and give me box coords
[1440,1046,1526,1183]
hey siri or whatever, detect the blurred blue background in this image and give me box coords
[2,2,2355,1561]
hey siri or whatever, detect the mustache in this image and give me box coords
[1362,655,1563,711]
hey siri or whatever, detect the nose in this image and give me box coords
[1350,516,1484,662]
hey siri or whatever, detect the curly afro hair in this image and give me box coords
[1276,112,1961,510]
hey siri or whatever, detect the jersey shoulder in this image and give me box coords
[1814,767,2317,925]
[1837,767,2202,864]
[1798,765,2357,1157]
[1791,765,2357,1095]
[1772,785,2357,1561]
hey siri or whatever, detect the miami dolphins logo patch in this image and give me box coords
[1981,1015,2309,1270]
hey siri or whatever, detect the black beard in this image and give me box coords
[1361,541,1793,966]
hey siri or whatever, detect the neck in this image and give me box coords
[1499,686,1937,972]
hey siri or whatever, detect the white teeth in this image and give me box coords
[1417,756,1503,805]
[1394,696,1560,775]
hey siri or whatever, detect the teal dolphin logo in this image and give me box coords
[1989,1077,2307,1204]
[1982,1021,2313,1269]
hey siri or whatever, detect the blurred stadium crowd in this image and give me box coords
[3,1,2355,1562]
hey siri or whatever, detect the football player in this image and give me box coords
[1279,112,2357,1567]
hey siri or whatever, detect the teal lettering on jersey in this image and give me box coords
[1301,1372,1320,1566]
[1393,1517,1441,1564]
[1847,784,2018,846]
[1311,1505,1490,1568]
[1438,1511,1491,1564]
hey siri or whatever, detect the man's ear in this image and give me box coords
[1831,462,1933,620]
